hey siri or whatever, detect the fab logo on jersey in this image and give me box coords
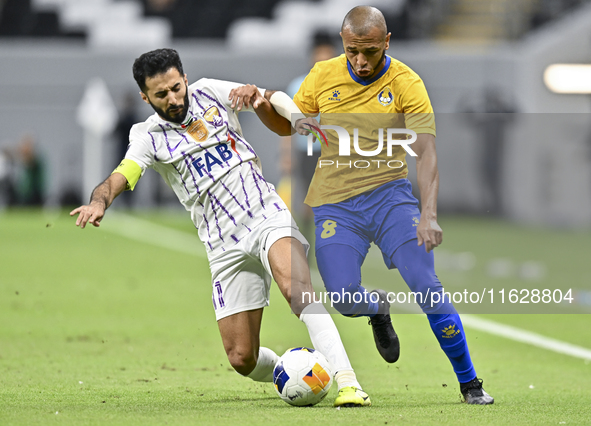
[192,143,234,177]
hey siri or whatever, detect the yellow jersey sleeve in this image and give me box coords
[112,159,142,191]
[293,64,320,115]
[399,77,436,136]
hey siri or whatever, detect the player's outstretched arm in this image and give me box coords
[228,85,293,136]
[70,173,127,229]
[413,133,443,252]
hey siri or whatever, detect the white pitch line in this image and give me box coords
[103,211,206,258]
[461,314,591,361]
[104,212,591,362]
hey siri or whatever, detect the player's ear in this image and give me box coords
[384,32,391,50]
[139,91,150,105]
[184,74,188,86]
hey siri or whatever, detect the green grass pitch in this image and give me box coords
[1,209,590,425]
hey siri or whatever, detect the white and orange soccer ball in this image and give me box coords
[272,347,333,406]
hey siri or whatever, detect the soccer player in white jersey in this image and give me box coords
[70,48,370,407]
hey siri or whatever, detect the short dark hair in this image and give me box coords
[132,48,184,92]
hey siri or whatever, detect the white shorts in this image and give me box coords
[208,209,309,321]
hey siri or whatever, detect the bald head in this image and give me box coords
[341,6,387,40]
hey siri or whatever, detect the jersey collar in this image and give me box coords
[347,55,391,86]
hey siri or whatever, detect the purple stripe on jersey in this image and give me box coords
[181,150,201,196]
[201,213,213,250]
[251,166,272,193]
[207,193,224,242]
[249,162,265,209]
[148,132,160,161]
[215,281,225,307]
[239,171,251,209]
[274,203,282,212]
[192,93,206,111]
[171,161,191,196]
[159,124,182,157]
[242,222,252,232]
[173,128,191,145]
[228,129,257,158]
[209,189,237,227]
[218,179,253,218]
[195,89,227,113]
[231,235,239,243]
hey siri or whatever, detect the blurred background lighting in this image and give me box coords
[544,64,591,93]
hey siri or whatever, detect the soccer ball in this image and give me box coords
[272,347,333,406]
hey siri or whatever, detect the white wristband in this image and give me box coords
[269,91,305,123]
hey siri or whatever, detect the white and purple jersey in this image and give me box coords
[125,78,287,253]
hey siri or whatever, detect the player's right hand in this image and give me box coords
[70,203,105,229]
[228,84,265,111]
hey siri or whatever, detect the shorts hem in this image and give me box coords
[214,301,270,321]
[315,241,367,259]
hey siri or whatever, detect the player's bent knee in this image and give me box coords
[227,348,257,376]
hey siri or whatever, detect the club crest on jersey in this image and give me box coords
[378,87,393,106]
[203,106,223,127]
[187,119,209,142]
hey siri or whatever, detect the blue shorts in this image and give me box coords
[312,179,420,269]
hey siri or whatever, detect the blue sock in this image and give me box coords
[427,313,476,383]
[316,244,378,317]
[391,239,477,383]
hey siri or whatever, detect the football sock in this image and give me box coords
[334,369,362,391]
[316,244,379,317]
[427,313,477,383]
[245,347,279,382]
[391,239,477,383]
[299,302,361,390]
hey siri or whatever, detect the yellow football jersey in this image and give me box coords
[293,54,436,207]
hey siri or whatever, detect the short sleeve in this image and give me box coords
[293,65,319,115]
[199,79,266,113]
[400,77,436,136]
[122,124,155,185]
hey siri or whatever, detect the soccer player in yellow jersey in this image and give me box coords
[293,6,494,404]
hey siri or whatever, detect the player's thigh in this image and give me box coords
[316,243,366,294]
[266,236,312,313]
[373,203,422,269]
[257,210,311,313]
[209,244,272,322]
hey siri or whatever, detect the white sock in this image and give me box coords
[334,370,361,390]
[299,302,362,390]
[245,347,279,382]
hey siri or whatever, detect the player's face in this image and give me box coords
[341,27,391,80]
[141,68,189,124]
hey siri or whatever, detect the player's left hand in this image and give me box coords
[293,117,321,137]
[416,216,443,253]
[229,84,266,111]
